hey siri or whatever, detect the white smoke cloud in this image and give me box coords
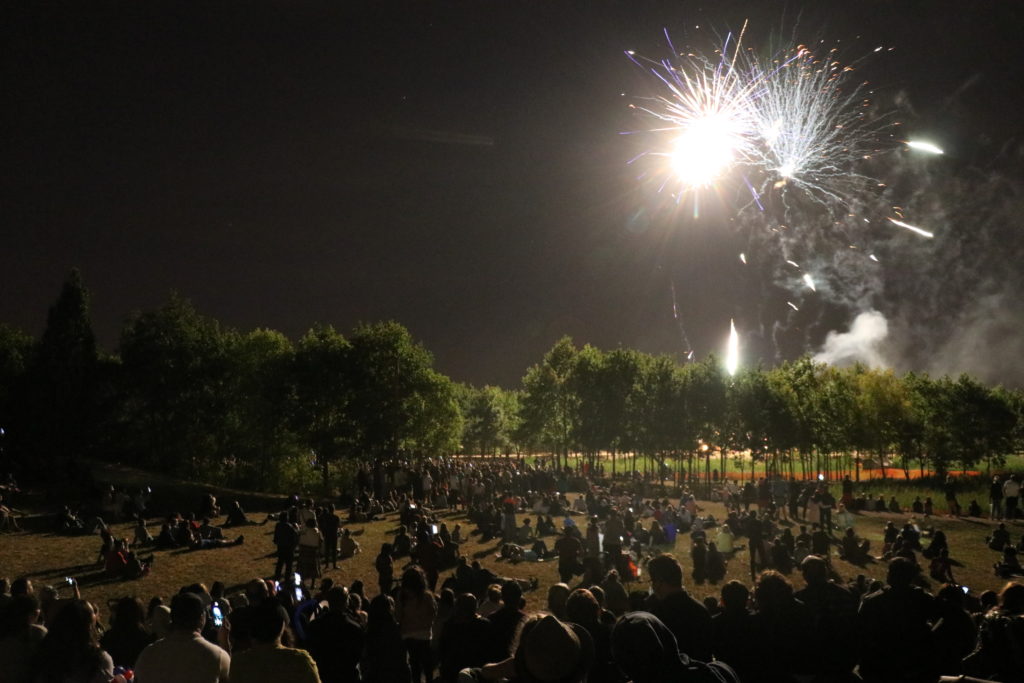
[813,310,890,368]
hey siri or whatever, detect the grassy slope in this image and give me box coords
[1,492,1021,622]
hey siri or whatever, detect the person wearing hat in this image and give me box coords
[461,613,594,683]
[611,611,737,683]
[134,592,230,683]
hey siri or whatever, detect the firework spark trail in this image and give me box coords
[887,217,934,238]
[670,281,696,361]
[745,45,889,207]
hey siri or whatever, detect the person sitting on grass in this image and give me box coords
[155,522,178,549]
[922,529,949,560]
[929,548,956,584]
[0,494,23,532]
[132,518,153,547]
[988,523,1011,551]
[338,528,361,561]
[224,500,250,527]
[199,518,224,540]
[994,546,1023,578]
[967,499,983,517]
[888,496,901,514]
[55,506,85,535]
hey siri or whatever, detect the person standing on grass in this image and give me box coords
[273,512,299,581]
[320,504,341,570]
[134,592,230,683]
[396,566,437,683]
[990,476,1004,520]
[1003,474,1021,520]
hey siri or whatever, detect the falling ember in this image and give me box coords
[803,273,816,291]
[786,260,801,269]
[726,319,739,376]
[887,217,934,238]
[739,253,747,264]
[905,140,944,155]
[787,301,799,311]
[869,254,879,262]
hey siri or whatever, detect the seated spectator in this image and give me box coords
[0,594,47,683]
[839,527,871,564]
[224,501,250,527]
[477,584,502,618]
[929,548,956,584]
[467,614,594,683]
[198,493,220,519]
[438,593,492,683]
[988,523,1011,551]
[966,582,1024,681]
[135,592,230,683]
[911,497,924,514]
[34,600,114,683]
[133,518,153,547]
[714,523,735,554]
[888,497,901,513]
[230,602,321,683]
[101,597,155,668]
[105,539,130,577]
[922,529,949,560]
[967,499,983,517]
[0,494,23,532]
[706,542,727,583]
[612,611,737,683]
[546,583,570,620]
[338,528,361,561]
[994,546,1023,578]
[198,518,224,540]
[55,506,85,535]
[364,594,410,683]
[155,522,178,549]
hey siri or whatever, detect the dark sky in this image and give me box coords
[3,1,1022,387]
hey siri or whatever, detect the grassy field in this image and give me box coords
[2,490,1022,625]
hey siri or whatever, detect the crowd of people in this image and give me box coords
[2,458,1024,683]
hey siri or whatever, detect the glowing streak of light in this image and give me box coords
[787,302,799,311]
[803,273,816,291]
[887,217,934,238]
[726,319,739,376]
[739,253,747,264]
[786,260,800,269]
[905,140,944,155]
[869,254,879,262]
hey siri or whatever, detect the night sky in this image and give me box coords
[3,1,1023,387]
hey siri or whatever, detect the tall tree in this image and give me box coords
[290,325,354,491]
[24,270,100,469]
[518,337,578,469]
[117,293,233,478]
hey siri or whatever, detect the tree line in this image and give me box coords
[1,271,1021,492]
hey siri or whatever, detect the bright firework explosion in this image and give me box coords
[625,26,935,366]
[625,26,765,194]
